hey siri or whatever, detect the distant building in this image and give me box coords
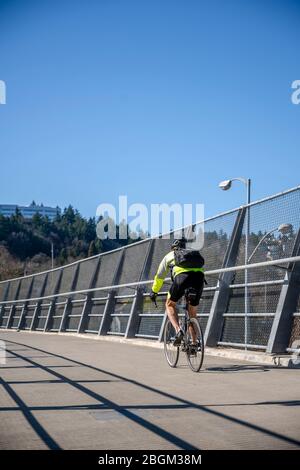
[0,202,61,221]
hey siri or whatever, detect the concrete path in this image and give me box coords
[0,331,299,450]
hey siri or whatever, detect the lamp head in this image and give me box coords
[278,223,292,234]
[218,179,232,191]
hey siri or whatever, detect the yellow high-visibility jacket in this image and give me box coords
[151,251,204,294]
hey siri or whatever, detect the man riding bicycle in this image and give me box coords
[150,238,205,346]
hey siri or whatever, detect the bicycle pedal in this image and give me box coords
[188,351,197,357]
[188,345,198,355]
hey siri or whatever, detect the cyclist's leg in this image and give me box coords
[186,272,204,314]
[188,305,197,318]
[166,274,187,334]
[165,296,180,332]
[187,272,204,343]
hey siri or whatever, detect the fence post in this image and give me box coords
[30,274,49,330]
[158,307,168,343]
[99,250,125,335]
[267,229,300,353]
[125,240,154,339]
[6,281,21,329]
[43,271,63,331]
[204,208,246,347]
[17,278,34,330]
[0,282,10,327]
[77,257,102,334]
[59,264,80,332]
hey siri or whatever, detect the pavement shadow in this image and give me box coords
[3,345,198,450]
[2,337,300,450]
[204,364,271,373]
[0,376,61,449]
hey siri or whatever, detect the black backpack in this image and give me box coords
[174,248,205,269]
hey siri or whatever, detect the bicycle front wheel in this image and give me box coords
[163,319,179,368]
[185,318,204,372]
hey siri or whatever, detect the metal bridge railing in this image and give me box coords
[1,255,300,354]
[1,185,300,353]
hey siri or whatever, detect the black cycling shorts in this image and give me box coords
[168,271,204,306]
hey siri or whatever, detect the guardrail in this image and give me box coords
[1,185,300,353]
[1,255,300,353]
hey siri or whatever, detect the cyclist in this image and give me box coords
[150,238,205,346]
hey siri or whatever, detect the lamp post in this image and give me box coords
[219,177,251,350]
[51,242,54,271]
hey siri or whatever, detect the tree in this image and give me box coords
[58,248,68,265]
[88,240,97,257]
[0,203,139,278]
[32,212,43,229]
[63,205,76,224]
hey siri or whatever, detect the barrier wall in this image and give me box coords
[1,186,300,353]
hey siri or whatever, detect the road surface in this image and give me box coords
[0,331,299,450]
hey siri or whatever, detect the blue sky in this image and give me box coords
[0,0,299,222]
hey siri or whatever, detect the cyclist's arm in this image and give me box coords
[152,252,174,294]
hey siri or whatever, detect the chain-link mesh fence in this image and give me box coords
[1,187,300,352]
[190,210,239,287]
[234,189,300,284]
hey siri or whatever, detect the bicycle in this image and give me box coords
[162,287,205,372]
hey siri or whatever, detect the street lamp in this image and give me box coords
[219,177,251,350]
[218,177,251,205]
[248,223,293,264]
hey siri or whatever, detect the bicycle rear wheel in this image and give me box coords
[185,318,204,372]
[163,319,179,368]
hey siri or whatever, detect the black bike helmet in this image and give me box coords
[171,238,187,250]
